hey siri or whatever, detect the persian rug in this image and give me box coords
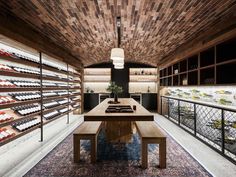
[24,125,212,177]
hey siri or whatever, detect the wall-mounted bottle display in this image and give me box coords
[129,68,158,93]
[0,35,82,147]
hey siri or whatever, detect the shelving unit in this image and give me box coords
[129,68,158,93]
[0,38,82,146]
[84,68,111,93]
[160,36,236,86]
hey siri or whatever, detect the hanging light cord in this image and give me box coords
[117,16,121,48]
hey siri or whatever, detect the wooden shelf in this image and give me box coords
[0,93,80,128]
[43,93,80,101]
[69,80,81,83]
[0,93,80,110]
[0,55,39,67]
[84,80,110,82]
[0,87,71,92]
[69,87,81,90]
[0,110,40,128]
[0,87,40,92]
[0,124,40,147]
[84,73,110,76]
[42,76,68,82]
[42,65,67,75]
[68,72,81,77]
[187,68,198,72]
[0,70,81,83]
[43,104,69,114]
[42,87,68,91]
[0,107,75,146]
[129,69,158,92]
[0,70,39,79]
[216,58,236,66]
[159,36,236,86]
[129,80,157,83]
[0,99,40,109]
[43,109,73,126]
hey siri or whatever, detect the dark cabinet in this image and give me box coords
[84,93,99,111]
[84,93,157,112]
[141,93,157,111]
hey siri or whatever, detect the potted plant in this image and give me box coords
[106,81,123,103]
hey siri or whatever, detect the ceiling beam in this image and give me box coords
[0,13,83,68]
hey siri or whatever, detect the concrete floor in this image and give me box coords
[1,113,236,177]
[0,113,84,177]
[155,114,236,177]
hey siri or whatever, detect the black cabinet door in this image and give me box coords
[142,93,157,111]
[84,93,99,111]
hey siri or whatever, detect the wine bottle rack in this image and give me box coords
[0,41,82,146]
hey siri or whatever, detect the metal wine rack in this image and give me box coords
[161,96,236,164]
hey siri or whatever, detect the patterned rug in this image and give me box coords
[24,124,212,177]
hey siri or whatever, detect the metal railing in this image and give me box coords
[161,96,236,164]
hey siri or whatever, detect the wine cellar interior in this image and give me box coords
[0,1,236,177]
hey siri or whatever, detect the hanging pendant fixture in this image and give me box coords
[110,16,124,69]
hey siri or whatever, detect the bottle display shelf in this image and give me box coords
[0,39,82,147]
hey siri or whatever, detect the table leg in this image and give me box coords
[159,139,166,168]
[73,135,80,163]
[91,136,97,163]
[141,139,148,169]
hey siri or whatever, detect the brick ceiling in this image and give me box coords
[1,0,236,66]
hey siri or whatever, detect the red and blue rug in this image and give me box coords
[24,125,212,177]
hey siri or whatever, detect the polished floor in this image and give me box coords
[1,114,236,177]
[155,115,236,177]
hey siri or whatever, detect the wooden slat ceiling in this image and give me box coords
[0,0,236,66]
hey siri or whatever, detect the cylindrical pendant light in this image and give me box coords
[110,48,124,61]
[113,58,124,65]
[114,62,124,69]
[114,64,124,69]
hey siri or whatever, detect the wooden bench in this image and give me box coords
[73,121,102,163]
[135,121,166,169]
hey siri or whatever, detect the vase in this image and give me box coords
[114,94,118,102]
[110,92,114,98]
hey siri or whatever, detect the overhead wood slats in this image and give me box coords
[0,0,236,66]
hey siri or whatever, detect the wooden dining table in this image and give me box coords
[84,98,154,142]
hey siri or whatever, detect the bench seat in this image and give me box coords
[73,121,102,163]
[135,121,166,168]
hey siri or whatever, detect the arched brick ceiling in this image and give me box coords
[0,0,236,66]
